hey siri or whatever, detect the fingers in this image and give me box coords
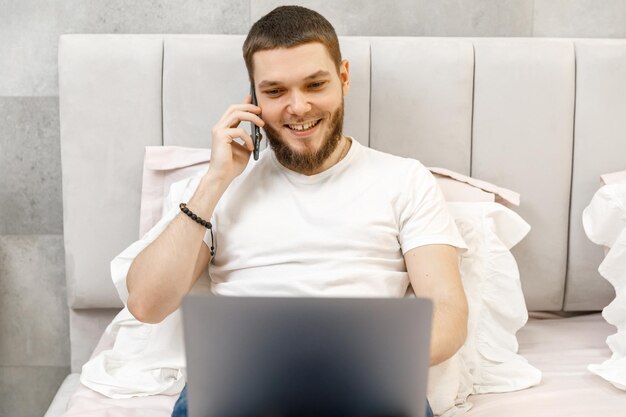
[224,127,254,151]
[217,99,264,128]
[219,110,265,130]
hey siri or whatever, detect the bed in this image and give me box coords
[46,35,626,416]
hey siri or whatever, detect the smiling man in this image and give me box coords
[122,6,468,417]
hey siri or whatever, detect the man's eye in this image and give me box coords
[265,89,282,96]
[309,81,326,89]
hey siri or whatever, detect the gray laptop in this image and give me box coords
[181,295,433,417]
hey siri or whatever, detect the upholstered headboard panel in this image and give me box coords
[58,35,626,371]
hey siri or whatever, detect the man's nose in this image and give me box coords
[287,90,311,115]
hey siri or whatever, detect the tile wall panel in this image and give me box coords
[0,97,62,235]
[0,1,59,96]
[251,0,532,36]
[0,235,69,366]
[534,0,626,37]
[0,366,70,417]
[0,0,250,96]
[57,0,249,34]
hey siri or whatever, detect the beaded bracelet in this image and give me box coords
[179,203,215,257]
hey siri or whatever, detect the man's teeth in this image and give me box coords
[288,120,320,131]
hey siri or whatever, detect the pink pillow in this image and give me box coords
[601,169,626,186]
[428,166,520,206]
[139,146,211,238]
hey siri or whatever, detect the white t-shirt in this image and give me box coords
[191,137,467,298]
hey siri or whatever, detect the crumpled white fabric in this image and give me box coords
[427,353,473,417]
[427,202,541,417]
[583,184,626,248]
[80,308,186,398]
[584,183,626,390]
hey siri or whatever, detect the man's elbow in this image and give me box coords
[127,293,166,324]
[127,295,150,323]
[126,261,167,324]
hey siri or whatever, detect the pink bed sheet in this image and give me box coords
[62,313,625,416]
[464,312,626,417]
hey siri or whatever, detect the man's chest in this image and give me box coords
[213,177,403,259]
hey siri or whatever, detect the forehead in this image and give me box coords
[252,42,337,85]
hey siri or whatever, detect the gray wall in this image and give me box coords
[2,1,626,416]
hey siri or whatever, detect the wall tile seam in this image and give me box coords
[0,365,70,369]
[0,233,64,238]
[367,42,372,148]
[469,42,476,176]
[0,96,60,99]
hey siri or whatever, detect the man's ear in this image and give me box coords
[339,59,350,97]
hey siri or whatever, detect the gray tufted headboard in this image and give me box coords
[58,35,626,372]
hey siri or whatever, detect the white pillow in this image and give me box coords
[583,184,626,249]
[427,202,541,417]
[584,182,626,390]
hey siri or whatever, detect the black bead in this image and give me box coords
[182,207,189,214]
[191,214,197,220]
[200,219,206,226]
[207,222,212,229]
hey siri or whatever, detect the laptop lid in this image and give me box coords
[181,295,433,417]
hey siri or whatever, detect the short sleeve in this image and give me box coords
[397,161,468,256]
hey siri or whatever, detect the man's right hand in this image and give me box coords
[208,95,265,185]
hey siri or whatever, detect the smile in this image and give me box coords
[285,119,321,132]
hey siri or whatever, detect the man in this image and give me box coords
[124,6,468,417]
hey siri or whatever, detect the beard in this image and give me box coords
[263,99,344,174]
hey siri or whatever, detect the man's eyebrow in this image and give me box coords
[257,80,281,89]
[303,70,331,80]
[257,70,331,89]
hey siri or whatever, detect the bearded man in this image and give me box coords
[122,6,469,417]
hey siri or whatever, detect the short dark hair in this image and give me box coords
[243,5,342,82]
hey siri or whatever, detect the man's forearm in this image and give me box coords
[126,172,228,323]
[429,298,469,366]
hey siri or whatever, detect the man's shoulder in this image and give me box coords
[358,142,427,174]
